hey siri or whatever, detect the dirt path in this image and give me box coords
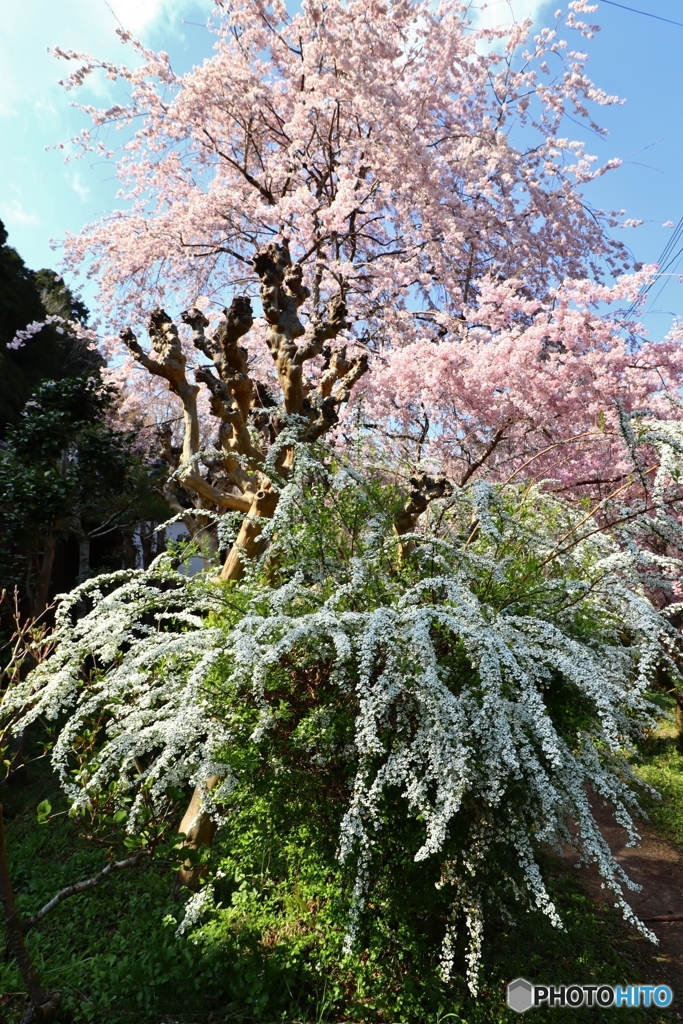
[565,800,683,994]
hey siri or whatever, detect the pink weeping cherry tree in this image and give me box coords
[30,0,683,874]
[51,0,683,509]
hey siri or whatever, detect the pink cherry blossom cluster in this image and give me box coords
[48,0,683,494]
[365,267,683,491]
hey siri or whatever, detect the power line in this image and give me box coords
[623,217,683,320]
[599,0,683,29]
[577,2,683,318]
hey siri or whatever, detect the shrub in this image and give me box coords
[3,448,681,1008]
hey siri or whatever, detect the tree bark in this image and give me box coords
[177,775,220,888]
[21,849,150,935]
[78,534,90,578]
[33,533,56,617]
[220,488,279,582]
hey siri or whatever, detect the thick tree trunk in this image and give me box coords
[177,776,220,888]
[220,488,278,581]
[176,490,280,887]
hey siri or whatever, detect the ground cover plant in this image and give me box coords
[0,744,677,1024]
[628,690,683,846]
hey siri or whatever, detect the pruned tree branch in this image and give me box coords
[120,241,368,586]
[394,472,454,537]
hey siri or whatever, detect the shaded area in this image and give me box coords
[564,798,683,996]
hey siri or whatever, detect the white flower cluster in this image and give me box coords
[9,313,97,350]
[4,436,683,994]
[176,885,216,938]
[1,560,233,829]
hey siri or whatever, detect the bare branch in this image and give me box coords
[121,311,200,466]
[22,849,151,936]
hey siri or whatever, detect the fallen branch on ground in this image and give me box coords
[21,848,152,935]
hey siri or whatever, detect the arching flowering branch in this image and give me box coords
[9,314,97,352]
[4,445,683,993]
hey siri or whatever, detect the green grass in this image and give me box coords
[632,692,683,848]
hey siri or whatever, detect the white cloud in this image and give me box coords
[106,0,191,33]
[34,95,59,122]
[471,0,553,31]
[0,0,213,120]
[71,173,91,202]
[1,199,39,227]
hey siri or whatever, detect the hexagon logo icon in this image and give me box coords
[508,977,534,1013]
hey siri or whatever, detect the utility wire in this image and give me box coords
[566,2,683,319]
[624,216,683,320]
[599,0,683,29]
[584,3,683,314]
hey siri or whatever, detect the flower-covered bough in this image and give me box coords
[4,425,683,993]
[50,0,683,495]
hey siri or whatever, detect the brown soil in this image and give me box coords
[564,799,683,996]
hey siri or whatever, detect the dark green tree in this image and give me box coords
[0,376,167,615]
[0,220,100,434]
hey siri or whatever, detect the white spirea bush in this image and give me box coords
[4,441,683,993]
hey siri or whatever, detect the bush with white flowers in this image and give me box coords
[4,441,683,994]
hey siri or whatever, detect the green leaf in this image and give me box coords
[36,799,52,824]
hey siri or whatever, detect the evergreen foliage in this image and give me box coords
[0,219,98,434]
[0,375,166,613]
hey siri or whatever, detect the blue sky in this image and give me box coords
[2,0,683,335]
